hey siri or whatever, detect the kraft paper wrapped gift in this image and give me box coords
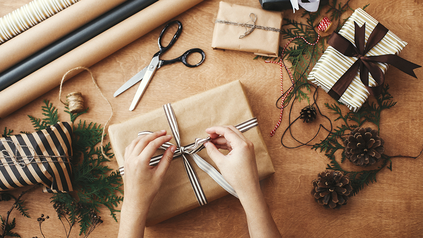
[308,8,420,112]
[108,80,275,225]
[212,1,282,57]
[0,122,73,193]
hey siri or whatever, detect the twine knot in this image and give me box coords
[239,13,257,39]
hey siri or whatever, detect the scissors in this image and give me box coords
[114,20,206,111]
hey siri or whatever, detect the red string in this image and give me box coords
[266,34,321,137]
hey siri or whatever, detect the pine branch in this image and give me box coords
[0,217,20,238]
[41,100,59,126]
[0,187,35,238]
[65,105,88,123]
[14,200,30,218]
[2,128,13,137]
[359,84,396,132]
[313,82,402,197]
[28,115,49,131]
[46,103,122,236]
[28,100,61,131]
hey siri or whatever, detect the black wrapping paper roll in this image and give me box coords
[0,0,158,92]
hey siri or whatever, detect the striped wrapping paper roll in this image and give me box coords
[0,122,73,193]
[0,0,80,44]
[308,8,407,112]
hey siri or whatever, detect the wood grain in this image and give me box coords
[0,0,422,237]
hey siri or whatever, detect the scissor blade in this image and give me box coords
[114,67,148,97]
[129,56,160,111]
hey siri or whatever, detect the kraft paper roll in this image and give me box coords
[0,0,126,74]
[0,0,203,118]
[0,0,80,44]
[0,0,158,91]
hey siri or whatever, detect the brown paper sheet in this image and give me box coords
[0,0,126,74]
[108,80,275,226]
[211,1,282,57]
[0,0,203,119]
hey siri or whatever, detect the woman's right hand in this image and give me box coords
[204,125,260,197]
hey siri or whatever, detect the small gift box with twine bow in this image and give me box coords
[0,122,73,193]
[308,8,420,112]
[212,1,283,57]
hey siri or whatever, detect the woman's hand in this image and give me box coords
[118,130,176,238]
[204,126,281,238]
[204,125,259,197]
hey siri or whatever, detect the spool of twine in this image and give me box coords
[65,92,84,113]
[59,66,113,159]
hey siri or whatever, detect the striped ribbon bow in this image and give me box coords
[119,103,259,206]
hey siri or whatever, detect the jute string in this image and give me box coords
[59,66,113,159]
[215,12,282,38]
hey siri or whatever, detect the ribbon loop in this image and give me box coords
[328,21,421,100]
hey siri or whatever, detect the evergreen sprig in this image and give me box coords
[279,15,323,104]
[1,128,13,137]
[27,101,124,236]
[256,1,354,106]
[28,100,59,131]
[312,84,399,196]
[65,105,89,123]
[0,217,19,238]
[0,187,36,238]
[0,100,123,237]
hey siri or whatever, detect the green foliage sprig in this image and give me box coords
[30,100,124,236]
[326,0,370,31]
[312,85,420,196]
[1,99,123,237]
[28,100,59,131]
[1,128,13,137]
[0,187,36,238]
[255,0,354,106]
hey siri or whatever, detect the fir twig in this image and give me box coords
[24,100,123,236]
[1,128,13,137]
[65,105,88,123]
[312,84,403,196]
[28,100,60,130]
[0,187,36,238]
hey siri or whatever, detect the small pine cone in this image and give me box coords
[300,105,317,123]
[311,170,352,209]
[344,127,384,167]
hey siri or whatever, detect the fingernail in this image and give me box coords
[160,129,166,133]
[170,146,176,153]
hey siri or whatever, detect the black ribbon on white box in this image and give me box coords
[119,103,259,206]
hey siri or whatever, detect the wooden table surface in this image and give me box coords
[1,0,422,237]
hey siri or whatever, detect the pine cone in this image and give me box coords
[311,170,352,209]
[344,127,384,167]
[300,105,317,123]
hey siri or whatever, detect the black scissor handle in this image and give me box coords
[160,48,206,68]
[180,48,206,67]
[157,20,183,55]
